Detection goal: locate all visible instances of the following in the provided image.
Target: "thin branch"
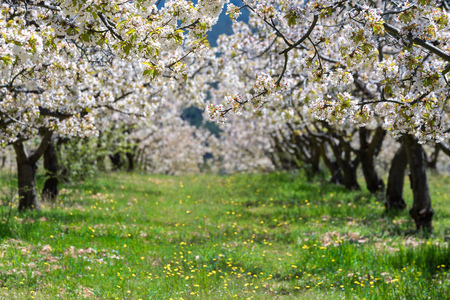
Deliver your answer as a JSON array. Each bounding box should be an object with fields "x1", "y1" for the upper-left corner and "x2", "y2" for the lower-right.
[
  {"x1": 275, "y1": 52, "x2": 289, "y2": 85},
  {"x1": 98, "y1": 12, "x2": 123, "y2": 41},
  {"x1": 112, "y1": 91, "x2": 134, "y2": 103},
  {"x1": 167, "y1": 50, "x2": 193, "y2": 69},
  {"x1": 383, "y1": 23, "x2": 450, "y2": 62},
  {"x1": 280, "y1": 15, "x2": 319, "y2": 55},
  {"x1": 381, "y1": 4, "x2": 416, "y2": 16},
  {"x1": 35, "y1": 1, "x2": 61, "y2": 11},
  {"x1": 359, "y1": 99, "x2": 404, "y2": 105},
  {"x1": 179, "y1": 19, "x2": 200, "y2": 31},
  {"x1": 97, "y1": 105, "x2": 145, "y2": 117},
  {"x1": 410, "y1": 91, "x2": 430, "y2": 106},
  {"x1": 307, "y1": 36, "x2": 323, "y2": 71},
  {"x1": 250, "y1": 36, "x2": 279, "y2": 59}
]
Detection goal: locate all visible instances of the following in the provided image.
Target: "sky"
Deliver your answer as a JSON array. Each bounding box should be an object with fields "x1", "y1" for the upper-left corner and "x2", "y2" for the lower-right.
[
  {"x1": 208, "y1": 0, "x2": 250, "y2": 46},
  {"x1": 156, "y1": 0, "x2": 250, "y2": 47}
]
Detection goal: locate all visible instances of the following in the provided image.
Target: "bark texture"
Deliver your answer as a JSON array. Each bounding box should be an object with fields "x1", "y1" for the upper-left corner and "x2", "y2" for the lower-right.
[
  {"x1": 385, "y1": 144, "x2": 407, "y2": 210},
  {"x1": 42, "y1": 137, "x2": 59, "y2": 201},
  {"x1": 109, "y1": 152, "x2": 124, "y2": 171},
  {"x1": 13, "y1": 130, "x2": 53, "y2": 211},
  {"x1": 16, "y1": 152, "x2": 39, "y2": 210},
  {"x1": 425, "y1": 144, "x2": 440, "y2": 173},
  {"x1": 360, "y1": 127, "x2": 386, "y2": 194},
  {"x1": 405, "y1": 135, "x2": 433, "y2": 231},
  {"x1": 319, "y1": 143, "x2": 343, "y2": 185},
  {"x1": 340, "y1": 160, "x2": 360, "y2": 190},
  {"x1": 330, "y1": 136, "x2": 360, "y2": 190}
]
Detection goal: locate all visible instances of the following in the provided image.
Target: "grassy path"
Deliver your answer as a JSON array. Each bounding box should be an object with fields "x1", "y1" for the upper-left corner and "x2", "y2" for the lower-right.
[{"x1": 0, "y1": 172, "x2": 449, "y2": 299}]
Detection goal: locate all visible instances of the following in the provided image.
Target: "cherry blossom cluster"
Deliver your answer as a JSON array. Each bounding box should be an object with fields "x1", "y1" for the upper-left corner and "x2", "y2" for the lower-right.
[
  {"x1": 1, "y1": 0, "x2": 225, "y2": 147},
  {"x1": 226, "y1": 3, "x2": 242, "y2": 21},
  {"x1": 206, "y1": 0, "x2": 450, "y2": 145}
]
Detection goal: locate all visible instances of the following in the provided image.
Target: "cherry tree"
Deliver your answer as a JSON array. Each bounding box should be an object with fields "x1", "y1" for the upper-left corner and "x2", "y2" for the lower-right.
[
  {"x1": 1, "y1": 0, "x2": 227, "y2": 210},
  {"x1": 206, "y1": 0, "x2": 450, "y2": 230},
  {"x1": 207, "y1": 112, "x2": 275, "y2": 173},
  {"x1": 40, "y1": 57, "x2": 163, "y2": 200},
  {"x1": 128, "y1": 99, "x2": 213, "y2": 175}
]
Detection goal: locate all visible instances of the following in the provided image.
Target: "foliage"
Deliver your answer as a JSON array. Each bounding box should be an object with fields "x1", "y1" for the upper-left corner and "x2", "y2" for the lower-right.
[
  {"x1": 1, "y1": 0, "x2": 226, "y2": 144},
  {"x1": 56, "y1": 137, "x2": 105, "y2": 182},
  {"x1": 208, "y1": 0, "x2": 450, "y2": 144}
]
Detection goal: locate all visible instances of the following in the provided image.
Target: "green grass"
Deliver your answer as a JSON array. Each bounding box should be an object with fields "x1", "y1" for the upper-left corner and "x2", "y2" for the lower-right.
[{"x1": 0, "y1": 171, "x2": 449, "y2": 299}]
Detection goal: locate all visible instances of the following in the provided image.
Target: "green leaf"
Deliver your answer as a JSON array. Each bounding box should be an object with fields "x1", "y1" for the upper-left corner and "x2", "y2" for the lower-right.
[
  {"x1": 116, "y1": 20, "x2": 128, "y2": 29},
  {"x1": 143, "y1": 68, "x2": 159, "y2": 81},
  {"x1": 1, "y1": 55, "x2": 13, "y2": 65},
  {"x1": 126, "y1": 28, "x2": 136, "y2": 35}
]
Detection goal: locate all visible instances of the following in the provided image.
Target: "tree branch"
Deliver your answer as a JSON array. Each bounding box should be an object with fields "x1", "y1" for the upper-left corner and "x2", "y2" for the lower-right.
[
  {"x1": 98, "y1": 12, "x2": 123, "y2": 41},
  {"x1": 39, "y1": 107, "x2": 73, "y2": 119},
  {"x1": 29, "y1": 129, "x2": 53, "y2": 164},
  {"x1": 383, "y1": 23, "x2": 450, "y2": 62},
  {"x1": 280, "y1": 15, "x2": 319, "y2": 55}
]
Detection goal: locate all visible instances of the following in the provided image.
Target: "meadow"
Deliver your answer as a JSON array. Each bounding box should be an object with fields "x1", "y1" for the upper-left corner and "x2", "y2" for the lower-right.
[{"x1": 0, "y1": 171, "x2": 449, "y2": 299}]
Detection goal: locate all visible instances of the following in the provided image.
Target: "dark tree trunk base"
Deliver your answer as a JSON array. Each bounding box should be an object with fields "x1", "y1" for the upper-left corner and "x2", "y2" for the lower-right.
[
  {"x1": 360, "y1": 127, "x2": 386, "y2": 194},
  {"x1": 126, "y1": 152, "x2": 135, "y2": 172},
  {"x1": 110, "y1": 152, "x2": 124, "y2": 171},
  {"x1": 328, "y1": 161, "x2": 344, "y2": 185},
  {"x1": 410, "y1": 207, "x2": 434, "y2": 231},
  {"x1": 17, "y1": 160, "x2": 40, "y2": 211},
  {"x1": 342, "y1": 165, "x2": 360, "y2": 191},
  {"x1": 42, "y1": 178, "x2": 59, "y2": 202},
  {"x1": 42, "y1": 138, "x2": 59, "y2": 201},
  {"x1": 405, "y1": 134, "x2": 433, "y2": 232},
  {"x1": 13, "y1": 131, "x2": 53, "y2": 211},
  {"x1": 385, "y1": 196, "x2": 406, "y2": 210},
  {"x1": 385, "y1": 143, "x2": 408, "y2": 211}
]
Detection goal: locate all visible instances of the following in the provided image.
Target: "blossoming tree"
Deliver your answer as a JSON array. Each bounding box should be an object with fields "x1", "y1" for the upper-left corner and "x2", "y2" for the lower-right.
[
  {"x1": 1, "y1": 0, "x2": 226, "y2": 210},
  {"x1": 206, "y1": 0, "x2": 450, "y2": 230}
]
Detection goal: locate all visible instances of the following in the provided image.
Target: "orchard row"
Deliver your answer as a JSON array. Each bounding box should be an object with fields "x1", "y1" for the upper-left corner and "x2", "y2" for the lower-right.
[{"x1": 1, "y1": 0, "x2": 450, "y2": 230}]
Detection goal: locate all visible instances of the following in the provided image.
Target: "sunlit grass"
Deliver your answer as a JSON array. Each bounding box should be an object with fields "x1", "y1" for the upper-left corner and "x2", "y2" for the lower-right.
[{"x1": 0, "y1": 171, "x2": 449, "y2": 299}]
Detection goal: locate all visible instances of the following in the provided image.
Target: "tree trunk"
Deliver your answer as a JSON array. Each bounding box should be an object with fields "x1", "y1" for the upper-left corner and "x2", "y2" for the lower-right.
[
  {"x1": 96, "y1": 132, "x2": 106, "y2": 171},
  {"x1": 425, "y1": 144, "x2": 440, "y2": 174},
  {"x1": 360, "y1": 127, "x2": 386, "y2": 194},
  {"x1": 13, "y1": 130, "x2": 52, "y2": 211},
  {"x1": 404, "y1": 135, "x2": 433, "y2": 231},
  {"x1": 341, "y1": 162, "x2": 361, "y2": 190},
  {"x1": 319, "y1": 144, "x2": 343, "y2": 185},
  {"x1": 310, "y1": 146, "x2": 321, "y2": 175},
  {"x1": 332, "y1": 140, "x2": 360, "y2": 190},
  {"x1": 56, "y1": 137, "x2": 70, "y2": 183},
  {"x1": 42, "y1": 137, "x2": 59, "y2": 201},
  {"x1": 329, "y1": 162, "x2": 344, "y2": 185},
  {"x1": 16, "y1": 156, "x2": 39, "y2": 210},
  {"x1": 385, "y1": 144, "x2": 407, "y2": 210},
  {"x1": 109, "y1": 152, "x2": 124, "y2": 171},
  {"x1": 439, "y1": 141, "x2": 450, "y2": 157},
  {"x1": 126, "y1": 151, "x2": 134, "y2": 172},
  {"x1": 360, "y1": 153, "x2": 384, "y2": 193},
  {"x1": 272, "y1": 135, "x2": 296, "y2": 170}
]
